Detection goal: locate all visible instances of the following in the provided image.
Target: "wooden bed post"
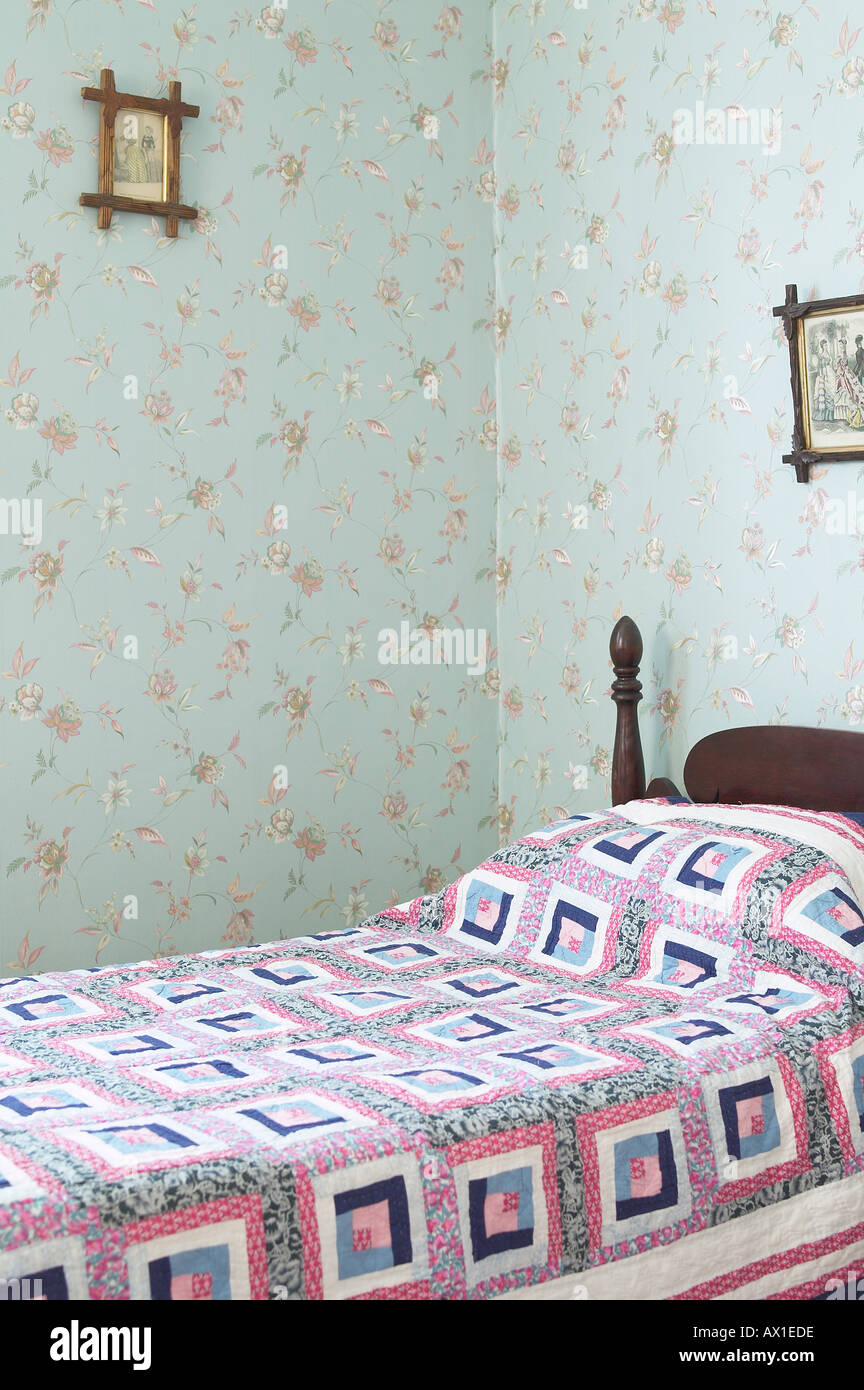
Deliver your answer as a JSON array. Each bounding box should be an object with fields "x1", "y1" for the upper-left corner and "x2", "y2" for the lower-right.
[{"x1": 610, "y1": 615, "x2": 646, "y2": 805}]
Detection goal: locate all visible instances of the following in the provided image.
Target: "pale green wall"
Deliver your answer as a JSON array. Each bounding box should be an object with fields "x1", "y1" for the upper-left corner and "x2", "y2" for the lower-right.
[
  {"x1": 494, "y1": 1, "x2": 864, "y2": 825},
  {"x1": 0, "y1": 1, "x2": 498, "y2": 970}
]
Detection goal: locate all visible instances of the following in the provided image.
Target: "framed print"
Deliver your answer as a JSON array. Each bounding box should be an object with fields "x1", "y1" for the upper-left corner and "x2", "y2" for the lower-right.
[
  {"x1": 79, "y1": 69, "x2": 200, "y2": 239},
  {"x1": 113, "y1": 108, "x2": 166, "y2": 202},
  {"x1": 773, "y1": 283, "x2": 864, "y2": 482}
]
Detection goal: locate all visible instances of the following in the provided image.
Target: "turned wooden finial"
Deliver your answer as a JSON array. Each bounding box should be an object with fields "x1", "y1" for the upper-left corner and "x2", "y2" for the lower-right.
[
  {"x1": 609, "y1": 615, "x2": 646, "y2": 804},
  {"x1": 610, "y1": 614, "x2": 643, "y2": 675}
]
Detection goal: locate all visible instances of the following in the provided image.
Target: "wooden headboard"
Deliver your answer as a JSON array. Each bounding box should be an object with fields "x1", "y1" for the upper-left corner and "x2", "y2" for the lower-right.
[{"x1": 609, "y1": 615, "x2": 864, "y2": 811}]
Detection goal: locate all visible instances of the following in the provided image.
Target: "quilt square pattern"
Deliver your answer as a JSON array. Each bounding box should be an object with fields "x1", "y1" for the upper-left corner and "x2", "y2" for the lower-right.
[
  {"x1": 446, "y1": 869, "x2": 528, "y2": 954},
  {"x1": 128, "y1": 1055, "x2": 271, "y2": 1097},
  {"x1": 0, "y1": 1080, "x2": 117, "y2": 1127},
  {"x1": 497, "y1": 1040, "x2": 630, "y2": 1084},
  {"x1": 613, "y1": 1130, "x2": 678, "y2": 1220},
  {"x1": 57, "y1": 1027, "x2": 192, "y2": 1066},
  {"x1": 185, "y1": 1003, "x2": 306, "y2": 1038},
  {"x1": 801, "y1": 886, "x2": 864, "y2": 949},
  {"x1": 780, "y1": 876, "x2": 864, "y2": 965},
  {"x1": 618, "y1": 1013, "x2": 747, "y2": 1058},
  {"x1": 469, "y1": 1167, "x2": 533, "y2": 1259},
  {"x1": 518, "y1": 993, "x2": 621, "y2": 1023},
  {"x1": 701, "y1": 1057, "x2": 808, "y2": 1198},
  {"x1": 578, "y1": 1097, "x2": 693, "y2": 1252},
  {"x1": 405, "y1": 1010, "x2": 519, "y2": 1050},
  {"x1": 365, "y1": 1065, "x2": 514, "y2": 1112},
  {"x1": 347, "y1": 940, "x2": 444, "y2": 971},
  {"x1": 0, "y1": 975, "x2": 39, "y2": 994},
  {"x1": 579, "y1": 827, "x2": 671, "y2": 880},
  {"x1": 58, "y1": 1115, "x2": 223, "y2": 1176},
  {"x1": 522, "y1": 813, "x2": 610, "y2": 845},
  {"x1": 314, "y1": 987, "x2": 421, "y2": 1019},
  {"x1": 336, "y1": 1182, "x2": 409, "y2": 1274},
  {"x1": 429, "y1": 968, "x2": 532, "y2": 1002},
  {"x1": 308, "y1": 1153, "x2": 430, "y2": 1299},
  {"x1": 718, "y1": 1078, "x2": 779, "y2": 1159},
  {"x1": 229, "y1": 959, "x2": 334, "y2": 992},
  {"x1": 219, "y1": 1091, "x2": 374, "y2": 1148},
  {"x1": 448, "y1": 1124, "x2": 560, "y2": 1290},
  {"x1": 271, "y1": 1040, "x2": 400, "y2": 1072},
  {"x1": 632, "y1": 924, "x2": 734, "y2": 997},
  {"x1": 119, "y1": 976, "x2": 230, "y2": 1011},
  {"x1": 306, "y1": 926, "x2": 373, "y2": 945},
  {"x1": 715, "y1": 972, "x2": 824, "y2": 1024},
  {"x1": 0, "y1": 990, "x2": 105, "y2": 1032},
  {"x1": 528, "y1": 882, "x2": 615, "y2": 977},
  {"x1": 663, "y1": 836, "x2": 763, "y2": 911},
  {"x1": 124, "y1": 1196, "x2": 268, "y2": 1301},
  {"x1": 0, "y1": 1235, "x2": 89, "y2": 1301},
  {"x1": 148, "y1": 1251, "x2": 225, "y2": 1300}
]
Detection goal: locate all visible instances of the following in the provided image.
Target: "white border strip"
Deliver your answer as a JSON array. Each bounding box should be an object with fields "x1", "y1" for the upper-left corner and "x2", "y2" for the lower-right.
[{"x1": 498, "y1": 1173, "x2": 864, "y2": 1301}]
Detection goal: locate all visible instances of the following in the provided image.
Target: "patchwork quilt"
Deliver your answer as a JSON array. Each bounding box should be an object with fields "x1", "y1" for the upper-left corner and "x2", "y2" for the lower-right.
[{"x1": 1, "y1": 801, "x2": 863, "y2": 1301}]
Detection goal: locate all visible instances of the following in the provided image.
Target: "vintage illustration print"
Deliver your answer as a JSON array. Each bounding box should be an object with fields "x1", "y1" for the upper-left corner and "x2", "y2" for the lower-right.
[
  {"x1": 801, "y1": 308, "x2": 864, "y2": 450},
  {"x1": 112, "y1": 108, "x2": 166, "y2": 203}
]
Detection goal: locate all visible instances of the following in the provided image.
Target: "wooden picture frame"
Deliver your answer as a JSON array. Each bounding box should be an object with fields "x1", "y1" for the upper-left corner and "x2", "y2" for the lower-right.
[
  {"x1": 773, "y1": 282, "x2": 864, "y2": 483},
  {"x1": 79, "y1": 70, "x2": 199, "y2": 239}
]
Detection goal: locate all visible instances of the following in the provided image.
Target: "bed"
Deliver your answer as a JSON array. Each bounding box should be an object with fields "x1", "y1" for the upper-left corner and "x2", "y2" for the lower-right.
[{"x1": 0, "y1": 615, "x2": 862, "y2": 1301}]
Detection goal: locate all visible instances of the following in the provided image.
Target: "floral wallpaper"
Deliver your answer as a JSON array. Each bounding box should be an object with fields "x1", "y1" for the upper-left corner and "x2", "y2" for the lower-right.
[
  {"x1": 493, "y1": 1, "x2": 864, "y2": 833},
  {"x1": 1, "y1": 0, "x2": 498, "y2": 973},
  {"x1": 4, "y1": 0, "x2": 864, "y2": 975}
]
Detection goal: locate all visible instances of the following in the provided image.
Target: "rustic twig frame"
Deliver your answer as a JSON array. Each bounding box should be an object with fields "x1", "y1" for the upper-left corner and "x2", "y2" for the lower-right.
[
  {"x1": 773, "y1": 282, "x2": 864, "y2": 483},
  {"x1": 79, "y1": 69, "x2": 199, "y2": 238}
]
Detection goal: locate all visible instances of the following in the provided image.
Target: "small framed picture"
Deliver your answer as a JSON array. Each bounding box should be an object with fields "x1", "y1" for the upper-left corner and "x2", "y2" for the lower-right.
[
  {"x1": 773, "y1": 283, "x2": 864, "y2": 482},
  {"x1": 79, "y1": 69, "x2": 199, "y2": 239},
  {"x1": 799, "y1": 307, "x2": 864, "y2": 449},
  {"x1": 112, "y1": 108, "x2": 166, "y2": 203}
]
